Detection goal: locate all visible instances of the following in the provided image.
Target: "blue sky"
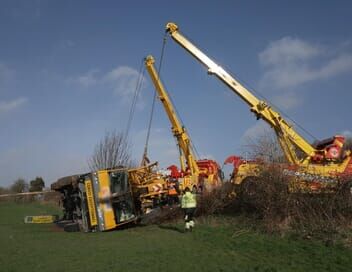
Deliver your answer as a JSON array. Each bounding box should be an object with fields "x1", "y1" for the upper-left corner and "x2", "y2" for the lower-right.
[{"x1": 1, "y1": 0, "x2": 352, "y2": 186}]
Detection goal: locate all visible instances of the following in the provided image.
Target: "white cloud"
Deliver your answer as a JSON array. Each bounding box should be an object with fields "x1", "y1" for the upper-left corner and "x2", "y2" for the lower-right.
[
  {"x1": 103, "y1": 66, "x2": 142, "y2": 98},
  {"x1": 319, "y1": 54, "x2": 352, "y2": 78},
  {"x1": 132, "y1": 128, "x2": 178, "y2": 168},
  {"x1": 272, "y1": 92, "x2": 302, "y2": 110},
  {"x1": 341, "y1": 130, "x2": 352, "y2": 138},
  {"x1": 241, "y1": 121, "x2": 271, "y2": 142},
  {"x1": 259, "y1": 37, "x2": 352, "y2": 89},
  {"x1": 75, "y1": 69, "x2": 99, "y2": 87},
  {"x1": 259, "y1": 37, "x2": 322, "y2": 66},
  {"x1": 69, "y1": 65, "x2": 146, "y2": 107},
  {"x1": 0, "y1": 97, "x2": 27, "y2": 114}
]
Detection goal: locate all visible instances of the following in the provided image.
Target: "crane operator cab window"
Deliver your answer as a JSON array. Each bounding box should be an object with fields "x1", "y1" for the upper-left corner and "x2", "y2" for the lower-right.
[{"x1": 110, "y1": 171, "x2": 136, "y2": 223}]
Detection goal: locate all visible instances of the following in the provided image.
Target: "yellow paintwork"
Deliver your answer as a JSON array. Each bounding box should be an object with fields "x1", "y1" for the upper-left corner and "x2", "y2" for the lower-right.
[
  {"x1": 233, "y1": 163, "x2": 261, "y2": 185},
  {"x1": 127, "y1": 162, "x2": 171, "y2": 211},
  {"x1": 97, "y1": 171, "x2": 117, "y2": 230},
  {"x1": 145, "y1": 55, "x2": 201, "y2": 190},
  {"x1": 165, "y1": 22, "x2": 351, "y2": 185},
  {"x1": 85, "y1": 179, "x2": 98, "y2": 227},
  {"x1": 24, "y1": 215, "x2": 57, "y2": 224},
  {"x1": 165, "y1": 23, "x2": 316, "y2": 164},
  {"x1": 233, "y1": 157, "x2": 352, "y2": 192}
]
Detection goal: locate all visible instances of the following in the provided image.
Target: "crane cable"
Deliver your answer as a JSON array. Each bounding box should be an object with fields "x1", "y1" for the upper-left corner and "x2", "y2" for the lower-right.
[
  {"x1": 125, "y1": 59, "x2": 146, "y2": 139},
  {"x1": 166, "y1": 90, "x2": 201, "y2": 159},
  {"x1": 221, "y1": 63, "x2": 318, "y2": 142},
  {"x1": 166, "y1": 28, "x2": 318, "y2": 142},
  {"x1": 153, "y1": 73, "x2": 202, "y2": 160},
  {"x1": 141, "y1": 33, "x2": 168, "y2": 165}
]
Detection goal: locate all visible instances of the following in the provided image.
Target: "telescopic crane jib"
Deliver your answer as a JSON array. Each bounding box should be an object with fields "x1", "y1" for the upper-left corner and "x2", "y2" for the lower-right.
[
  {"x1": 144, "y1": 55, "x2": 222, "y2": 192},
  {"x1": 165, "y1": 22, "x2": 352, "y2": 192}
]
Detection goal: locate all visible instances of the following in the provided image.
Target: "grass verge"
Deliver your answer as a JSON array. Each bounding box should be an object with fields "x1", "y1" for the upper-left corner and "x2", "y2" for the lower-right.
[{"x1": 1, "y1": 202, "x2": 352, "y2": 271}]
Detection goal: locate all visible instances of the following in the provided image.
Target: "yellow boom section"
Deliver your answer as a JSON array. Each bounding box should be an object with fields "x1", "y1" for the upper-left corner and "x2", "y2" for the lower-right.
[
  {"x1": 144, "y1": 55, "x2": 200, "y2": 176},
  {"x1": 165, "y1": 22, "x2": 317, "y2": 165}
]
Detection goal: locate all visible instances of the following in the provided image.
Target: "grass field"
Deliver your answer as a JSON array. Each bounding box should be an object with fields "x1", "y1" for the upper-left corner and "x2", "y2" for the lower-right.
[{"x1": 1, "y1": 202, "x2": 352, "y2": 272}]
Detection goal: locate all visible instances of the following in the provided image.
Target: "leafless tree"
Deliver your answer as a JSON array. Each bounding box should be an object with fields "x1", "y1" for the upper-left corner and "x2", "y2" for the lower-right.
[
  {"x1": 88, "y1": 130, "x2": 132, "y2": 171},
  {"x1": 241, "y1": 128, "x2": 286, "y2": 163}
]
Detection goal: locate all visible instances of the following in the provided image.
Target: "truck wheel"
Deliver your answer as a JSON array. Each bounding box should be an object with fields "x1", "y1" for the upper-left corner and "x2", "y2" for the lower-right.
[{"x1": 237, "y1": 177, "x2": 260, "y2": 211}]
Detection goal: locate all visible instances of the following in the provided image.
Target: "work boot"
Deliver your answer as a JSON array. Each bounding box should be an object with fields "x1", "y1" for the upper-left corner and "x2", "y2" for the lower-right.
[{"x1": 184, "y1": 222, "x2": 190, "y2": 233}]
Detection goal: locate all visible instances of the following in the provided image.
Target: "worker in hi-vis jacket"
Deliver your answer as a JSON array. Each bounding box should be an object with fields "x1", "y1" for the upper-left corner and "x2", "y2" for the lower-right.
[{"x1": 181, "y1": 187, "x2": 197, "y2": 232}]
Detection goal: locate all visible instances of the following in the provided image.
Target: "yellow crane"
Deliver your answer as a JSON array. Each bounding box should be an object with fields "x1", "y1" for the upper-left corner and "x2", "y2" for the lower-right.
[
  {"x1": 165, "y1": 22, "x2": 352, "y2": 192},
  {"x1": 51, "y1": 163, "x2": 174, "y2": 232},
  {"x1": 144, "y1": 55, "x2": 221, "y2": 192}
]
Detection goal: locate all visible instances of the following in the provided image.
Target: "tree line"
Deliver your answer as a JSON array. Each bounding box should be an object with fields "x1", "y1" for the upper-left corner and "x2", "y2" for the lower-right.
[{"x1": 0, "y1": 177, "x2": 45, "y2": 195}]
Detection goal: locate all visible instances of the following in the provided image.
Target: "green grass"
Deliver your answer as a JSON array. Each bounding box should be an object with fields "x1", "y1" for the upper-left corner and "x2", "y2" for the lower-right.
[{"x1": 0, "y1": 202, "x2": 352, "y2": 272}]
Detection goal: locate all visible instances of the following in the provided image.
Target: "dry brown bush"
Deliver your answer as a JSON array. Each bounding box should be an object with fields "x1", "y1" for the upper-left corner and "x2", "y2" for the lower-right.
[
  {"x1": 194, "y1": 166, "x2": 352, "y2": 243},
  {"x1": 196, "y1": 182, "x2": 235, "y2": 216},
  {"x1": 141, "y1": 183, "x2": 237, "y2": 226},
  {"x1": 235, "y1": 167, "x2": 352, "y2": 241}
]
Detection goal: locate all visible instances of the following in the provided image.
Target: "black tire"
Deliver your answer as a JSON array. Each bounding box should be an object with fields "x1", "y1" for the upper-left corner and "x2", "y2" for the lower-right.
[{"x1": 236, "y1": 177, "x2": 261, "y2": 211}]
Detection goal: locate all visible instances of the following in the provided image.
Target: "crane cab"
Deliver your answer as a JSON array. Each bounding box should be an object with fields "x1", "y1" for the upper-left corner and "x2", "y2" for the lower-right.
[{"x1": 52, "y1": 169, "x2": 137, "y2": 232}]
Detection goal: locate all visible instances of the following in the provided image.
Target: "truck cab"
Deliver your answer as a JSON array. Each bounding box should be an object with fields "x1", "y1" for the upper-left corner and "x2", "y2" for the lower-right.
[{"x1": 52, "y1": 168, "x2": 137, "y2": 232}]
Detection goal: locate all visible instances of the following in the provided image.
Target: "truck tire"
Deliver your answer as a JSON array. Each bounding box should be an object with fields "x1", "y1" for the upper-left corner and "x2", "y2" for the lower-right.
[{"x1": 236, "y1": 176, "x2": 261, "y2": 211}]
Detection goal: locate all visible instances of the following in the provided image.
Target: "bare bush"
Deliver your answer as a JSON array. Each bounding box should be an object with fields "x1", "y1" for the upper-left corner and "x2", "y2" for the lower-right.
[
  {"x1": 88, "y1": 130, "x2": 132, "y2": 171},
  {"x1": 288, "y1": 181, "x2": 352, "y2": 239},
  {"x1": 235, "y1": 167, "x2": 352, "y2": 240},
  {"x1": 196, "y1": 183, "x2": 235, "y2": 216},
  {"x1": 236, "y1": 167, "x2": 289, "y2": 220},
  {"x1": 137, "y1": 170, "x2": 352, "y2": 243},
  {"x1": 241, "y1": 127, "x2": 286, "y2": 163},
  {"x1": 238, "y1": 127, "x2": 352, "y2": 240}
]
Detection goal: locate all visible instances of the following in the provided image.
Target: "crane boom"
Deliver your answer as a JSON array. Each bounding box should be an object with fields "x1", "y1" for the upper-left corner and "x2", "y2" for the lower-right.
[
  {"x1": 164, "y1": 22, "x2": 352, "y2": 192},
  {"x1": 144, "y1": 55, "x2": 200, "y2": 176},
  {"x1": 165, "y1": 22, "x2": 319, "y2": 165}
]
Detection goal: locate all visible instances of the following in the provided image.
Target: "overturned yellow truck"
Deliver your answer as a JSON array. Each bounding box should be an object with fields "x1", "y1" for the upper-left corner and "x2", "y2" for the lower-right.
[{"x1": 51, "y1": 163, "x2": 176, "y2": 232}]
